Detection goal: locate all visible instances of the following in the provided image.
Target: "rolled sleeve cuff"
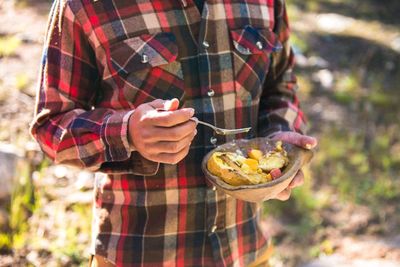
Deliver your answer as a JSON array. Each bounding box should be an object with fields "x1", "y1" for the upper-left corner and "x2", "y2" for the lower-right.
[
  {"x1": 101, "y1": 110, "x2": 135, "y2": 162},
  {"x1": 100, "y1": 110, "x2": 160, "y2": 176}
]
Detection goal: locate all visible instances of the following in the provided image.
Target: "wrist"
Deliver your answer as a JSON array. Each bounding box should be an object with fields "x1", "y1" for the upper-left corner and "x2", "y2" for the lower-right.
[{"x1": 127, "y1": 112, "x2": 137, "y2": 151}]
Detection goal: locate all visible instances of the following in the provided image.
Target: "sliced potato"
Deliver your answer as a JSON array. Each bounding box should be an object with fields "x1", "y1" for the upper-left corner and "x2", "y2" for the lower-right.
[
  {"x1": 248, "y1": 149, "x2": 263, "y2": 161},
  {"x1": 207, "y1": 141, "x2": 289, "y2": 186},
  {"x1": 243, "y1": 158, "x2": 259, "y2": 172},
  {"x1": 207, "y1": 152, "x2": 249, "y2": 186},
  {"x1": 258, "y1": 154, "x2": 286, "y2": 172}
]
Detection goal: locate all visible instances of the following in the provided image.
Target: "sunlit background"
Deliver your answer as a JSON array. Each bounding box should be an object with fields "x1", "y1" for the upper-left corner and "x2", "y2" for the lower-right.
[{"x1": 0, "y1": 0, "x2": 399, "y2": 266}]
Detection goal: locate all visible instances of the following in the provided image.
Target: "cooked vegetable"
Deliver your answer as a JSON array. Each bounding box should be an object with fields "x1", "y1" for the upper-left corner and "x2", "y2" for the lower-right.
[
  {"x1": 248, "y1": 149, "x2": 263, "y2": 161},
  {"x1": 207, "y1": 142, "x2": 289, "y2": 186}
]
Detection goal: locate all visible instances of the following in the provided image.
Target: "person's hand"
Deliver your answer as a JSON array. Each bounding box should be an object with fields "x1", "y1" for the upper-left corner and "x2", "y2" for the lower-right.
[
  {"x1": 269, "y1": 131, "x2": 318, "y2": 201},
  {"x1": 128, "y1": 98, "x2": 197, "y2": 164}
]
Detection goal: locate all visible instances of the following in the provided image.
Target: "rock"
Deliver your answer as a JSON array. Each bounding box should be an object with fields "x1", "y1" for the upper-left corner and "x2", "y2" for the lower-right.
[
  {"x1": 74, "y1": 171, "x2": 94, "y2": 190},
  {"x1": 0, "y1": 143, "x2": 23, "y2": 199},
  {"x1": 316, "y1": 13, "x2": 354, "y2": 33},
  {"x1": 308, "y1": 56, "x2": 329, "y2": 68},
  {"x1": 391, "y1": 37, "x2": 400, "y2": 53},
  {"x1": 53, "y1": 165, "x2": 68, "y2": 179},
  {"x1": 65, "y1": 191, "x2": 93, "y2": 204},
  {"x1": 312, "y1": 69, "x2": 334, "y2": 89}
]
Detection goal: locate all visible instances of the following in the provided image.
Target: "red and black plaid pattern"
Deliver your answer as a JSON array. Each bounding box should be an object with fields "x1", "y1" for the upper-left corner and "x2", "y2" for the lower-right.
[{"x1": 31, "y1": 0, "x2": 306, "y2": 266}]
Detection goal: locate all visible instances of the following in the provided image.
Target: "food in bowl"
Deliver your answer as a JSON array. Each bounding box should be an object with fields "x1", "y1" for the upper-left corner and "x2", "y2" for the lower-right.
[{"x1": 206, "y1": 141, "x2": 289, "y2": 186}]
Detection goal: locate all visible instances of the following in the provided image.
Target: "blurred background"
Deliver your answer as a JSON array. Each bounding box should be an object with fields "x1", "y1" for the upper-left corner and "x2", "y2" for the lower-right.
[{"x1": 0, "y1": 0, "x2": 399, "y2": 266}]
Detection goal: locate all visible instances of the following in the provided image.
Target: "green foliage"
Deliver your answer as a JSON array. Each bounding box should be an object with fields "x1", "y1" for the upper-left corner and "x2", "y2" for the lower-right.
[
  {"x1": 312, "y1": 127, "x2": 400, "y2": 204},
  {"x1": 309, "y1": 239, "x2": 334, "y2": 258},
  {"x1": 0, "y1": 36, "x2": 21, "y2": 57},
  {"x1": 0, "y1": 233, "x2": 11, "y2": 250},
  {"x1": 2, "y1": 160, "x2": 37, "y2": 253}
]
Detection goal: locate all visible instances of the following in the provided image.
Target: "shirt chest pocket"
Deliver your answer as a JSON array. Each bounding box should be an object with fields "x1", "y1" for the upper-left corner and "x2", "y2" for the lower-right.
[
  {"x1": 230, "y1": 25, "x2": 282, "y2": 100},
  {"x1": 109, "y1": 32, "x2": 185, "y2": 106}
]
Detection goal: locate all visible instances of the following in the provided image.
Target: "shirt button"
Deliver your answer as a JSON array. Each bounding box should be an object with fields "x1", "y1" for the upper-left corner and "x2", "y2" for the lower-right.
[
  {"x1": 212, "y1": 185, "x2": 217, "y2": 191},
  {"x1": 202, "y1": 40, "x2": 210, "y2": 48},
  {"x1": 256, "y1": 41, "x2": 263, "y2": 50},
  {"x1": 207, "y1": 89, "x2": 215, "y2": 97},
  {"x1": 211, "y1": 225, "x2": 217, "y2": 233},
  {"x1": 210, "y1": 137, "x2": 217, "y2": 145},
  {"x1": 141, "y1": 54, "x2": 149, "y2": 63}
]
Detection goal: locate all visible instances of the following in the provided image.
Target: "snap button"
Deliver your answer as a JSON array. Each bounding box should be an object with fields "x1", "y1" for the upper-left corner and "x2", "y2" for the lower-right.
[
  {"x1": 210, "y1": 137, "x2": 217, "y2": 145},
  {"x1": 202, "y1": 40, "x2": 210, "y2": 48},
  {"x1": 141, "y1": 54, "x2": 149, "y2": 63},
  {"x1": 256, "y1": 41, "x2": 263, "y2": 50},
  {"x1": 211, "y1": 225, "x2": 217, "y2": 233},
  {"x1": 207, "y1": 89, "x2": 215, "y2": 97}
]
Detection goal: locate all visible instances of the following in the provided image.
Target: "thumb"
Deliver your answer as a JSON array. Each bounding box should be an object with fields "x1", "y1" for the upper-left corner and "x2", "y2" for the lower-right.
[
  {"x1": 164, "y1": 98, "x2": 179, "y2": 111},
  {"x1": 148, "y1": 99, "x2": 167, "y2": 109}
]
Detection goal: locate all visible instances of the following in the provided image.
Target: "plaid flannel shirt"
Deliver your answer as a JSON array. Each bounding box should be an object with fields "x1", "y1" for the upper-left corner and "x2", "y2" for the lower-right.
[{"x1": 31, "y1": 0, "x2": 306, "y2": 266}]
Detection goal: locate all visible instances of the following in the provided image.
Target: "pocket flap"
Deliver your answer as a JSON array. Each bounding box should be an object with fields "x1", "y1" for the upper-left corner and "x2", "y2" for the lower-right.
[
  {"x1": 230, "y1": 25, "x2": 283, "y2": 55},
  {"x1": 110, "y1": 32, "x2": 178, "y2": 76}
]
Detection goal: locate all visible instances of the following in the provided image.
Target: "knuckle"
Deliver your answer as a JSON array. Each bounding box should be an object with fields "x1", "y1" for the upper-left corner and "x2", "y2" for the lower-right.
[
  {"x1": 139, "y1": 114, "x2": 150, "y2": 124},
  {"x1": 190, "y1": 120, "x2": 197, "y2": 128},
  {"x1": 163, "y1": 116, "x2": 174, "y2": 126},
  {"x1": 168, "y1": 142, "x2": 180, "y2": 153},
  {"x1": 169, "y1": 130, "x2": 181, "y2": 140},
  {"x1": 141, "y1": 145, "x2": 154, "y2": 155},
  {"x1": 170, "y1": 155, "x2": 180, "y2": 165},
  {"x1": 141, "y1": 130, "x2": 152, "y2": 140}
]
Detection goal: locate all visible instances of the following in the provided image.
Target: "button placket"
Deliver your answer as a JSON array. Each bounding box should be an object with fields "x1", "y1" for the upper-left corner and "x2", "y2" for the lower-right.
[
  {"x1": 141, "y1": 54, "x2": 149, "y2": 63},
  {"x1": 210, "y1": 136, "x2": 217, "y2": 145},
  {"x1": 207, "y1": 89, "x2": 215, "y2": 97},
  {"x1": 179, "y1": 0, "x2": 187, "y2": 7},
  {"x1": 256, "y1": 41, "x2": 263, "y2": 50},
  {"x1": 202, "y1": 40, "x2": 210, "y2": 48}
]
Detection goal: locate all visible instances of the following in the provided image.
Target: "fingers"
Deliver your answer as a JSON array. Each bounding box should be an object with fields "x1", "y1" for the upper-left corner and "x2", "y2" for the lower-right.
[
  {"x1": 271, "y1": 131, "x2": 318, "y2": 150},
  {"x1": 144, "y1": 108, "x2": 195, "y2": 127},
  {"x1": 275, "y1": 188, "x2": 291, "y2": 201},
  {"x1": 147, "y1": 98, "x2": 180, "y2": 112},
  {"x1": 145, "y1": 130, "x2": 197, "y2": 154},
  {"x1": 289, "y1": 170, "x2": 304, "y2": 189},
  {"x1": 274, "y1": 170, "x2": 304, "y2": 201},
  {"x1": 150, "y1": 144, "x2": 191, "y2": 165},
  {"x1": 130, "y1": 98, "x2": 197, "y2": 164},
  {"x1": 148, "y1": 98, "x2": 167, "y2": 109},
  {"x1": 143, "y1": 120, "x2": 197, "y2": 142},
  {"x1": 164, "y1": 98, "x2": 179, "y2": 111}
]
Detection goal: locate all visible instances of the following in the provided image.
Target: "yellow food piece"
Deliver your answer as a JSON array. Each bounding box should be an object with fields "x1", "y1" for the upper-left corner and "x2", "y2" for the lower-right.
[
  {"x1": 243, "y1": 158, "x2": 259, "y2": 171},
  {"x1": 207, "y1": 141, "x2": 289, "y2": 186},
  {"x1": 258, "y1": 154, "x2": 286, "y2": 172},
  {"x1": 275, "y1": 141, "x2": 283, "y2": 151},
  {"x1": 248, "y1": 149, "x2": 263, "y2": 161},
  {"x1": 207, "y1": 152, "x2": 249, "y2": 186}
]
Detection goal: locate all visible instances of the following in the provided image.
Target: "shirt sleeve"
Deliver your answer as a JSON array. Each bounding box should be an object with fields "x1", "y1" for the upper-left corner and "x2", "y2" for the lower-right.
[
  {"x1": 30, "y1": 1, "x2": 159, "y2": 175},
  {"x1": 258, "y1": 0, "x2": 307, "y2": 137}
]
